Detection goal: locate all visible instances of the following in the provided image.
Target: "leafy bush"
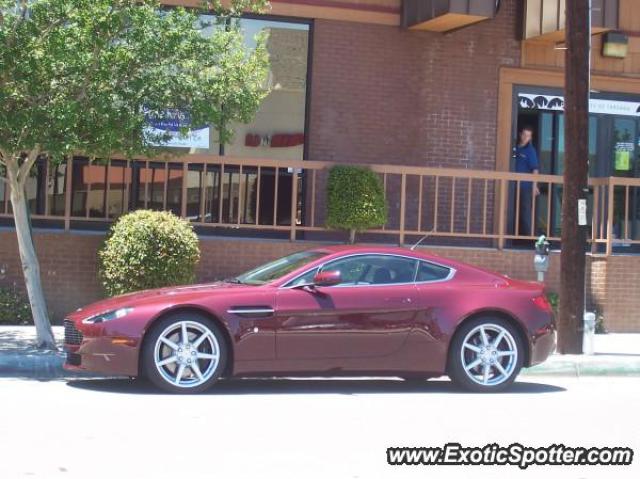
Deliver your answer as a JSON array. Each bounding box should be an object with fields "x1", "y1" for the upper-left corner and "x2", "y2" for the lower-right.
[
  {"x1": 546, "y1": 292, "x2": 559, "y2": 315},
  {"x1": 546, "y1": 292, "x2": 607, "y2": 334},
  {"x1": 326, "y1": 165, "x2": 387, "y2": 243},
  {"x1": 0, "y1": 287, "x2": 32, "y2": 325},
  {"x1": 99, "y1": 210, "x2": 200, "y2": 296}
]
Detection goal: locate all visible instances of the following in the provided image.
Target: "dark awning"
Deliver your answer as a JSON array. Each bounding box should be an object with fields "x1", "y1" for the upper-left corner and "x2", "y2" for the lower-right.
[{"x1": 402, "y1": 0, "x2": 497, "y2": 32}]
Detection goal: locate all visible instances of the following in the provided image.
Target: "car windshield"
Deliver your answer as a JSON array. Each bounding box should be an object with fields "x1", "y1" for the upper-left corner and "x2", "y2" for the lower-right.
[{"x1": 233, "y1": 250, "x2": 328, "y2": 285}]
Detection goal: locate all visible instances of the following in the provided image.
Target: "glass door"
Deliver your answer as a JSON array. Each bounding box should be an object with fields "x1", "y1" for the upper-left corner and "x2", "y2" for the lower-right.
[
  {"x1": 611, "y1": 117, "x2": 639, "y2": 246},
  {"x1": 546, "y1": 114, "x2": 598, "y2": 238}
]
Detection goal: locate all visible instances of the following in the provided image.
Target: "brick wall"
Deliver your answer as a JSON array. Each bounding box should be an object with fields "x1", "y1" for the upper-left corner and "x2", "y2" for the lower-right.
[
  {"x1": 305, "y1": 3, "x2": 520, "y2": 228},
  {"x1": 307, "y1": 2, "x2": 521, "y2": 169},
  {"x1": 2, "y1": 230, "x2": 638, "y2": 332},
  {"x1": 598, "y1": 256, "x2": 640, "y2": 332}
]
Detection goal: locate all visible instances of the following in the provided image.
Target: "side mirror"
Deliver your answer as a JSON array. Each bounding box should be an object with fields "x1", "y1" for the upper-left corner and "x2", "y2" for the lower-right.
[{"x1": 313, "y1": 270, "x2": 341, "y2": 287}]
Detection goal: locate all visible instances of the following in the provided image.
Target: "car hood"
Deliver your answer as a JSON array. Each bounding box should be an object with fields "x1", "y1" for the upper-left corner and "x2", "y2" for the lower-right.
[{"x1": 67, "y1": 282, "x2": 250, "y2": 320}]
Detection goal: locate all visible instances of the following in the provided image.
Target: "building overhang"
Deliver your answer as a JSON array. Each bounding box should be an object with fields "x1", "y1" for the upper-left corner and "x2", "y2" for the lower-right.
[
  {"x1": 524, "y1": 0, "x2": 619, "y2": 42},
  {"x1": 402, "y1": 0, "x2": 497, "y2": 32}
]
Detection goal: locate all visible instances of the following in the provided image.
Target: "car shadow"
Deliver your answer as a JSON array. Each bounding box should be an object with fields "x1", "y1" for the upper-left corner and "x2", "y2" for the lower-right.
[{"x1": 65, "y1": 377, "x2": 566, "y2": 396}]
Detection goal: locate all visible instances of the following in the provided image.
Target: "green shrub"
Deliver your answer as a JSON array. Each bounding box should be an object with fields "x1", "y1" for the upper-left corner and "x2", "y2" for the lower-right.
[
  {"x1": 326, "y1": 165, "x2": 387, "y2": 243},
  {"x1": 546, "y1": 292, "x2": 607, "y2": 334},
  {"x1": 0, "y1": 287, "x2": 32, "y2": 325},
  {"x1": 99, "y1": 210, "x2": 200, "y2": 296},
  {"x1": 546, "y1": 292, "x2": 559, "y2": 315}
]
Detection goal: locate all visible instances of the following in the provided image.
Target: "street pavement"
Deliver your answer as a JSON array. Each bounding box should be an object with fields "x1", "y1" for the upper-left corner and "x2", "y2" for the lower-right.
[{"x1": 0, "y1": 375, "x2": 638, "y2": 479}]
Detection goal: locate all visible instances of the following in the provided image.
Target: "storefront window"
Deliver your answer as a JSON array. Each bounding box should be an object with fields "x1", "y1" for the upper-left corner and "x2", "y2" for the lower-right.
[
  {"x1": 106, "y1": 160, "x2": 129, "y2": 218},
  {"x1": 222, "y1": 19, "x2": 309, "y2": 161},
  {"x1": 47, "y1": 162, "x2": 67, "y2": 216},
  {"x1": 153, "y1": 17, "x2": 309, "y2": 161}
]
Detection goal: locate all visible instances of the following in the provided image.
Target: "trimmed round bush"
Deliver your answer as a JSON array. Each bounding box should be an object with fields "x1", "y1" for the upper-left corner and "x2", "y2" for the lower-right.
[
  {"x1": 326, "y1": 164, "x2": 387, "y2": 243},
  {"x1": 99, "y1": 210, "x2": 200, "y2": 296},
  {"x1": 0, "y1": 287, "x2": 32, "y2": 325}
]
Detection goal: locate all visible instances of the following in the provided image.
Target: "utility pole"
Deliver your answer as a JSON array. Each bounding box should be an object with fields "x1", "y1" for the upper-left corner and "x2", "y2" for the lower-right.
[{"x1": 559, "y1": 0, "x2": 590, "y2": 353}]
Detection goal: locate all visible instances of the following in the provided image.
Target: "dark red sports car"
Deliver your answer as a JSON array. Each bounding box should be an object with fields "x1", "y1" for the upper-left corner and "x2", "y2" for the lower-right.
[{"x1": 64, "y1": 245, "x2": 556, "y2": 393}]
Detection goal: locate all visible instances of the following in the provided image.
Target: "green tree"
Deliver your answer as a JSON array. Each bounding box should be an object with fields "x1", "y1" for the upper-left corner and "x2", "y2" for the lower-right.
[
  {"x1": 326, "y1": 165, "x2": 387, "y2": 244},
  {"x1": 0, "y1": 0, "x2": 269, "y2": 348}
]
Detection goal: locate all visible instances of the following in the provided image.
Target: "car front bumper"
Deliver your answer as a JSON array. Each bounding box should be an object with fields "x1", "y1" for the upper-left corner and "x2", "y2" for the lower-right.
[{"x1": 63, "y1": 319, "x2": 140, "y2": 376}]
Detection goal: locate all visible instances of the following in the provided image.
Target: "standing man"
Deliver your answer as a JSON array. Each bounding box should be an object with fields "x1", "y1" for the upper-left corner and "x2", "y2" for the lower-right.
[{"x1": 513, "y1": 125, "x2": 540, "y2": 238}]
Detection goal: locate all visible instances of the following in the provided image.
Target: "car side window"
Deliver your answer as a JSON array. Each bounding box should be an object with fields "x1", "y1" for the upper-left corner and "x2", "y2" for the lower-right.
[
  {"x1": 286, "y1": 267, "x2": 318, "y2": 287},
  {"x1": 320, "y1": 255, "x2": 418, "y2": 286},
  {"x1": 416, "y1": 261, "x2": 451, "y2": 282}
]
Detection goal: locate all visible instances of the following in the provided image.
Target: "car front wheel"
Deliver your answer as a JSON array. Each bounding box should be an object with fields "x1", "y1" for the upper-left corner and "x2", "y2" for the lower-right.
[
  {"x1": 448, "y1": 317, "x2": 524, "y2": 392},
  {"x1": 142, "y1": 313, "x2": 227, "y2": 393}
]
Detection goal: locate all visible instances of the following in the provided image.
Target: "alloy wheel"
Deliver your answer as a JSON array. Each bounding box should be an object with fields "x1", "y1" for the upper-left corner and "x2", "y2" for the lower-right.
[
  {"x1": 153, "y1": 320, "x2": 221, "y2": 388},
  {"x1": 460, "y1": 323, "x2": 518, "y2": 386}
]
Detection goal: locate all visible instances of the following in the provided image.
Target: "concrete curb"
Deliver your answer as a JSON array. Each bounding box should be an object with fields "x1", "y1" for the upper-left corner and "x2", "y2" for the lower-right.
[
  {"x1": 522, "y1": 355, "x2": 640, "y2": 377},
  {"x1": 0, "y1": 350, "x2": 106, "y2": 380},
  {"x1": 1, "y1": 351, "x2": 640, "y2": 380}
]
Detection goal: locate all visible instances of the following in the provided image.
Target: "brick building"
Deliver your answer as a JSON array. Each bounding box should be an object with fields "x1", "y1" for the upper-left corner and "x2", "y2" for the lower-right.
[{"x1": 2, "y1": 0, "x2": 640, "y2": 331}]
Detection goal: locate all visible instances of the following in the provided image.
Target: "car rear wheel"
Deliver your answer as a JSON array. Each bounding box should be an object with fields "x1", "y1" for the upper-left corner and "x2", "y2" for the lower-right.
[
  {"x1": 143, "y1": 313, "x2": 227, "y2": 394},
  {"x1": 448, "y1": 317, "x2": 523, "y2": 392}
]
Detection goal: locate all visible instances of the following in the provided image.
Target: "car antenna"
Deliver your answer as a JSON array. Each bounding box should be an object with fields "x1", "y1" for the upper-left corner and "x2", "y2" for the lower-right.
[{"x1": 410, "y1": 231, "x2": 433, "y2": 251}]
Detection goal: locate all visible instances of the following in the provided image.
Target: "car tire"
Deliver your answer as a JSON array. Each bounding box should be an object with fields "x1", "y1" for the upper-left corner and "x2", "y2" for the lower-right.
[
  {"x1": 142, "y1": 312, "x2": 228, "y2": 394},
  {"x1": 448, "y1": 317, "x2": 524, "y2": 393}
]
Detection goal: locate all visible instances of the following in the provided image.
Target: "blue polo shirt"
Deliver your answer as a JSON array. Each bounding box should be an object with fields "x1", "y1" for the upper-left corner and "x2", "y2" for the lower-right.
[{"x1": 513, "y1": 142, "x2": 539, "y2": 190}]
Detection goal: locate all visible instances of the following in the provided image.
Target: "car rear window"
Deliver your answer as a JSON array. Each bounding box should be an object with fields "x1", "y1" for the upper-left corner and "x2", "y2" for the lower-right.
[{"x1": 416, "y1": 261, "x2": 451, "y2": 282}]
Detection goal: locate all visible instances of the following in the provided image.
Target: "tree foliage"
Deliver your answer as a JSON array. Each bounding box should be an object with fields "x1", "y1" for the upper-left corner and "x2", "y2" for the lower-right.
[
  {"x1": 99, "y1": 210, "x2": 200, "y2": 296},
  {"x1": 0, "y1": 0, "x2": 270, "y2": 347},
  {"x1": 326, "y1": 165, "x2": 387, "y2": 243},
  {"x1": 0, "y1": 0, "x2": 269, "y2": 164},
  {"x1": 0, "y1": 287, "x2": 32, "y2": 325}
]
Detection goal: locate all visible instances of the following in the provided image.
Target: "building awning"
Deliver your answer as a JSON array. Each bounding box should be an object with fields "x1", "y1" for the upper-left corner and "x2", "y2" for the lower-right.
[
  {"x1": 402, "y1": 0, "x2": 497, "y2": 32},
  {"x1": 524, "y1": 0, "x2": 619, "y2": 41}
]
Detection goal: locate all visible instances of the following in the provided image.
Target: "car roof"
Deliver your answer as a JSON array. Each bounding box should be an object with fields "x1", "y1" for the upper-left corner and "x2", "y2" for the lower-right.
[
  {"x1": 311, "y1": 244, "x2": 450, "y2": 263},
  {"x1": 307, "y1": 244, "x2": 503, "y2": 280}
]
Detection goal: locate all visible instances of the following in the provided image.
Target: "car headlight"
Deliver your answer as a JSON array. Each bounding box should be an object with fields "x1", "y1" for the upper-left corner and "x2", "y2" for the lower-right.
[{"x1": 82, "y1": 307, "x2": 134, "y2": 324}]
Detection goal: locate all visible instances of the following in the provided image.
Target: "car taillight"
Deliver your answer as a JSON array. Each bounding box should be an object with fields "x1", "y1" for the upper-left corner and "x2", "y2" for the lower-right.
[{"x1": 532, "y1": 295, "x2": 553, "y2": 313}]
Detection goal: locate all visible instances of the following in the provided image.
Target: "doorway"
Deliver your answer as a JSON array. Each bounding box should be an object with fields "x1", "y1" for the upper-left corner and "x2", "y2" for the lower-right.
[{"x1": 515, "y1": 104, "x2": 640, "y2": 249}]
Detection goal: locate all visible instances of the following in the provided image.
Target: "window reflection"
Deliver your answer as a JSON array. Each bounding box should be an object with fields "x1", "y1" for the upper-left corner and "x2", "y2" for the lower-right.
[
  {"x1": 186, "y1": 164, "x2": 204, "y2": 221},
  {"x1": 25, "y1": 160, "x2": 46, "y2": 215},
  {"x1": 203, "y1": 165, "x2": 221, "y2": 223},
  {"x1": 47, "y1": 162, "x2": 67, "y2": 216},
  {"x1": 166, "y1": 163, "x2": 183, "y2": 215},
  {"x1": 223, "y1": 20, "x2": 309, "y2": 161},
  {"x1": 164, "y1": 17, "x2": 309, "y2": 161},
  {"x1": 70, "y1": 159, "x2": 109, "y2": 218},
  {"x1": 106, "y1": 160, "x2": 129, "y2": 219}
]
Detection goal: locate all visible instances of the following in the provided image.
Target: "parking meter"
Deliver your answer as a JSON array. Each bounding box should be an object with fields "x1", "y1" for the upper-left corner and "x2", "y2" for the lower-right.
[{"x1": 534, "y1": 235, "x2": 551, "y2": 282}]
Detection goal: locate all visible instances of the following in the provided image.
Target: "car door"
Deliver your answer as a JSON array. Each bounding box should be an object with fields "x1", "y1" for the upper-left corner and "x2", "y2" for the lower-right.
[{"x1": 274, "y1": 254, "x2": 420, "y2": 361}]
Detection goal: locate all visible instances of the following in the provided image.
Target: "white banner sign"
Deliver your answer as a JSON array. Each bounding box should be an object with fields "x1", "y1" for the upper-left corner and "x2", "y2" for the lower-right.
[
  {"x1": 144, "y1": 109, "x2": 210, "y2": 149},
  {"x1": 518, "y1": 93, "x2": 640, "y2": 117}
]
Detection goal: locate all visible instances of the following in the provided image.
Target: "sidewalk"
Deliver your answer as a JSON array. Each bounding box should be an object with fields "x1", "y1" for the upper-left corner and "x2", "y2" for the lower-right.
[
  {"x1": 0, "y1": 326, "x2": 102, "y2": 379},
  {"x1": 523, "y1": 333, "x2": 640, "y2": 377},
  {"x1": 1, "y1": 325, "x2": 639, "y2": 380}
]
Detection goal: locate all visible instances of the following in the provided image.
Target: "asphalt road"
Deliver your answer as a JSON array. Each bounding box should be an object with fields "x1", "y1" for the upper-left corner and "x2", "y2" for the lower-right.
[{"x1": 0, "y1": 376, "x2": 638, "y2": 479}]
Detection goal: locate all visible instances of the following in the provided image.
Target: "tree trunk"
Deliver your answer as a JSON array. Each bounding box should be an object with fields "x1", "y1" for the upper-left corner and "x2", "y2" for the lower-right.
[
  {"x1": 349, "y1": 229, "x2": 356, "y2": 244},
  {"x1": 558, "y1": 0, "x2": 589, "y2": 354},
  {"x1": 9, "y1": 184, "x2": 56, "y2": 350}
]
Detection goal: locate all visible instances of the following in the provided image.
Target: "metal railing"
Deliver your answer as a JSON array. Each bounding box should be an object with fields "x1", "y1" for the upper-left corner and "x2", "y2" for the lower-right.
[{"x1": 1, "y1": 154, "x2": 639, "y2": 254}]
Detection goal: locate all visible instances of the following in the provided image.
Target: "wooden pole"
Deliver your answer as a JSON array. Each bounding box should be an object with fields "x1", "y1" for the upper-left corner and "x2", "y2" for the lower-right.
[{"x1": 559, "y1": 0, "x2": 590, "y2": 354}]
